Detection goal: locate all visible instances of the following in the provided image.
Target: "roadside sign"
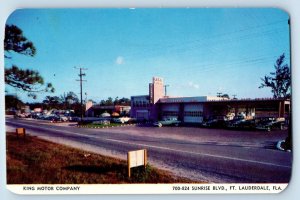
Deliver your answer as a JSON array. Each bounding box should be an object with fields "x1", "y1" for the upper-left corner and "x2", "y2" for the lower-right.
[
  {"x1": 127, "y1": 149, "x2": 147, "y2": 178},
  {"x1": 16, "y1": 128, "x2": 26, "y2": 138}
]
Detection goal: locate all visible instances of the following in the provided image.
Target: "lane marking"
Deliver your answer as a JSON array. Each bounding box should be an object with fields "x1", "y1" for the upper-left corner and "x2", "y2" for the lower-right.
[{"x1": 6, "y1": 120, "x2": 291, "y2": 169}]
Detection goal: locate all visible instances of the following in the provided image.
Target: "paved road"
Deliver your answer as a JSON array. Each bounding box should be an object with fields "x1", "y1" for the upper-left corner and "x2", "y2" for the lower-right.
[{"x1": 6, "y1": 117, "x2": 292, "y2": 183}]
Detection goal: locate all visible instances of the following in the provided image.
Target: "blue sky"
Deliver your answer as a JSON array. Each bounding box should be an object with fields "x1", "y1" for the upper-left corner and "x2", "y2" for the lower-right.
[{"x1": 5, "y1": 8, "x2": 290, "y2": 103}]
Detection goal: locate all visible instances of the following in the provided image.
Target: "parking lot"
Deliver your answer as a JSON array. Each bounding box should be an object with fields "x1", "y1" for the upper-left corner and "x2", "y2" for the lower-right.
[{"x1": 97, "y1": 124, "x2": 289, "y2": 149}]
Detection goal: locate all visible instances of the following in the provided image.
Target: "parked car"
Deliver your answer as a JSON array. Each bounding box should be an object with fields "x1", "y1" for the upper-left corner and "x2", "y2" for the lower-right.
[
  {"x1": 113, "y1": 117, "x2": 131, "y2": 124},
  {"x1": 227, "y1": 119, "x2": 256, "y2": 129},
  {"x1": 127, "y1": 118, "x2": 137, "y2": 124},
  {"x1": 31, "y1": 112, "x2": 42, "y2": 119},
  {"x1": 255, "y1": 117, "x2": 285, "y2": 131},
  {"x1": 48, "y1": 115, "x2": 61, "y2": 122},
  {"x1": 202, "y1": 115, "x2": 228, "y2": 128},
  {"x1": 15, "y1": 113, "x2": 26, "y2": 118},
  {"x1": 36, "y1": 114, "x2": 46, "y2": 120},
  {"x1": 153, "y1": 117, "x2": 181, "y2": 127},
  {"x1": 16, "y1": 113, "x2": 31, "y2": 118},
  {"x1": 226, "y1": 115, "x2": 246, "y2": 128},
  {"x1": 58, "y1": 115, "x2": 68, "y2": 122}
]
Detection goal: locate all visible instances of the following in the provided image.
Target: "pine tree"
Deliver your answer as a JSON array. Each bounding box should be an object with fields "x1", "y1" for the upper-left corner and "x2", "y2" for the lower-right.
[{"x1": 4, "y1": 24, "x2": 54, "y2": 99}]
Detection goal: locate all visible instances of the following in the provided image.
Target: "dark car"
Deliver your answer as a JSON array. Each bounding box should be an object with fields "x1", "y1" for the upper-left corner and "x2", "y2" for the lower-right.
[
  {"x1": 48, "y1": 115, "x2": 61, "y2": 122},
  {"x1": 255, "y1": 117, "x2": 285, "y2": 131},
  {"x1": 202, "y1": 115, "x2": 228, "y2": 128},
  {"x1": 227, "y1": 119, "x2": 256, "y2": 129},
  {"x1": 226, "y1": 115, "x2": 246, "y2": 128}
]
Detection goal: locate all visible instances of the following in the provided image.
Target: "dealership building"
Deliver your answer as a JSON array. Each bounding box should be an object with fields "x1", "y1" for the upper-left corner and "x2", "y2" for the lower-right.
[{"x1": 130, "y1": 77, "x2": 290, "y2": 123}]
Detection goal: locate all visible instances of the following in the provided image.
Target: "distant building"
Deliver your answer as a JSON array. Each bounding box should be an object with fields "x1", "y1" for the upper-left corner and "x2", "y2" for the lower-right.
[
  {"x1": 131, "y1": 77, "x2": 290, "y2": 123},
  {"x1": 85, "y1": 101, "x2": 131, "y2": 117}
]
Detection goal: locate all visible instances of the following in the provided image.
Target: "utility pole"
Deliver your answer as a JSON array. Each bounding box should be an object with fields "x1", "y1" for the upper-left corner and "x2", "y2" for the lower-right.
[
  {"x1": 164, "y1": 84, "x2": 169, "y2": 96},
  {"x1": 233, "y1": 94, "x2": 237, "y2": 99},
  {"x1": 75, "y1": 67, "x2": 87, "y2": 122},
  {"x1": 217, "y1": 92, "x2": 222, "y2": 97}
]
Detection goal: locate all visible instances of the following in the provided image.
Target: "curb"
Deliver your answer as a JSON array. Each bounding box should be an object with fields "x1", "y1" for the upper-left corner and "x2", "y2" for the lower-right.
[
  {"x1": 276, "y1": 140, "x2": 291, "y2": 152},
  {"x1": 276, "y1": 140, "x2": 285, "y2": 151}
]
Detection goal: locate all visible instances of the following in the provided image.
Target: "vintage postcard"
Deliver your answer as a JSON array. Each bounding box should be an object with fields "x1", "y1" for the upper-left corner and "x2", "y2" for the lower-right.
[{"x1": 4, "y1": 8, "x2": 292, "y2": 194}]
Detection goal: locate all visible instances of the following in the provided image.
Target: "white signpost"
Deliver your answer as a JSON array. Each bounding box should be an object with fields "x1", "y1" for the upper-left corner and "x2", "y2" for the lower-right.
[{"x1": 127, "y1": 149, "x2": 147, "y2": 178}]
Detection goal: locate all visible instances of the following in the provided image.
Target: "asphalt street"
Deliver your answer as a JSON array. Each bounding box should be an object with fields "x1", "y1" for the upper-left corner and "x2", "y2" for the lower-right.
[{"x1": 6, "y1": 117, "x2": 292, "y2": 183}]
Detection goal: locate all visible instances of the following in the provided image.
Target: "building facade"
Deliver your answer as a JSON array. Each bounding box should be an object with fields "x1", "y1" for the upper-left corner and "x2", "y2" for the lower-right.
[
  {"x1": 131, "y1": 77, "x2": 165, "y2": 121},
  {"x1": 131, "y1": 77, "x2": 290, "y2": 123}
]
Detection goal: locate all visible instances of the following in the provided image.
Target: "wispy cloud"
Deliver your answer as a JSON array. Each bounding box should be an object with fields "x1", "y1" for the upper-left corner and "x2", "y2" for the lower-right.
[
  {"x1": 188, "y1": 81, "x2": 199, "y2": 89},
  {"x1": 173, "y1": 81, "x2": 200, "y2": 90},
  {"x1": 217, "y1": 86, "x2": 226, "y2": 93},
  {"x1": 115, "y1": 56, "x2": 124, "y2": 65}
]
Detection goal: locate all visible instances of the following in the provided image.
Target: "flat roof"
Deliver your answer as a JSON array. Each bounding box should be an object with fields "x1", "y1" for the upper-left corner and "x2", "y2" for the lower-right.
[
  {"x1": 159, "y1": 96, "x2": 224, "y2": 103},
  {"x1": 158, "y1": 96, "x2": 288, "y2": 104}
]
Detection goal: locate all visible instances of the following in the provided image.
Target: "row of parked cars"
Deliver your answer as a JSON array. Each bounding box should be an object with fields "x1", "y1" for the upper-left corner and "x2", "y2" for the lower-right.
[
  {"x1": 15, "y1": 111, "x2": 136, "y2": 124},
  {"x1": 153, "y1": 116, "x2": 286, "y2": 131},
  {"x1": 82, "y1": 117, "x2": 137, "y2": 125},
  {"x1": 202, "y1": 116, "x2": 286, "y2": 131},
  {"x1": 15, "y1": 112, "x2": 79, "y2": 122}
]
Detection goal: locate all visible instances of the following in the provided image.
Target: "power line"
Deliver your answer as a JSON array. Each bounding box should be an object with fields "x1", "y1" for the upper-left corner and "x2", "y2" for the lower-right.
[
  {"x1": 123, "y1": 19, "x2": 288, "y2": 52},
  {"x1": 122, "y1": 20, "x2": 288, "y2": 60},
  {"x1": 119, "y1": 27, "x2": 289, "y2": 75},
  {"x1": 83, "y1": 19, "x2": 288, "y2": 66}
]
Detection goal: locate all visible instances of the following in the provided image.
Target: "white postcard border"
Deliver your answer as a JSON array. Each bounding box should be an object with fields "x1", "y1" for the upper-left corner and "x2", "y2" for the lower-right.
[{"x1": 7, "y1": 184, "x2": 288, "y2": 195}]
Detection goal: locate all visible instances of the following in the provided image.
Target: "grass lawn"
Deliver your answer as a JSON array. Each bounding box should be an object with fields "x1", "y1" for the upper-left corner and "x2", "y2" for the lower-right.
[
  {"x1": 6, "y1": 132, "x2": 194, "y2": 184},
  {"x1": 82, "y1": 123, "x2": 126, "y2": 128}
]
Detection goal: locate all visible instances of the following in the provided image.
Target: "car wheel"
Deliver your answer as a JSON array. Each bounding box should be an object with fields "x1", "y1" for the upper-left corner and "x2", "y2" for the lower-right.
[
  {"x1": 158, "y1": 123, "x2": 162, "y2": 127},
  {"x1": 280, "y1": 124, "x2": 283, "y2": 130},
  {"x1": 175, "y1": 123, "x2": 179, "y2": 127}
]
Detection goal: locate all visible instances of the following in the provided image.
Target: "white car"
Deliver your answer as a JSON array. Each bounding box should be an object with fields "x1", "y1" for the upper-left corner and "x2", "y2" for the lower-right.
[
  {"x1": 58, "y1": 115, "x2": 68, "y2": 122},
  {"x1": 113, "y1": 117, "x2": 131, "y2": 124},
  {"x1": 153, "y1": 118, "x2": 181, "y2": 127}
]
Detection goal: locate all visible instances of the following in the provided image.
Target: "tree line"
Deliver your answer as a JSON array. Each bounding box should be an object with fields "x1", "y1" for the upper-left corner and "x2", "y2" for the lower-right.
[
  {"x1": 6, "y1": 93, "x2": 130, "y2": 111},
  {"x1": 99, "y1": 97, "x2": 131, "y2": 106},
  {"x1": 5, "y1": 91, "x2": 81, "y2": 114}
]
